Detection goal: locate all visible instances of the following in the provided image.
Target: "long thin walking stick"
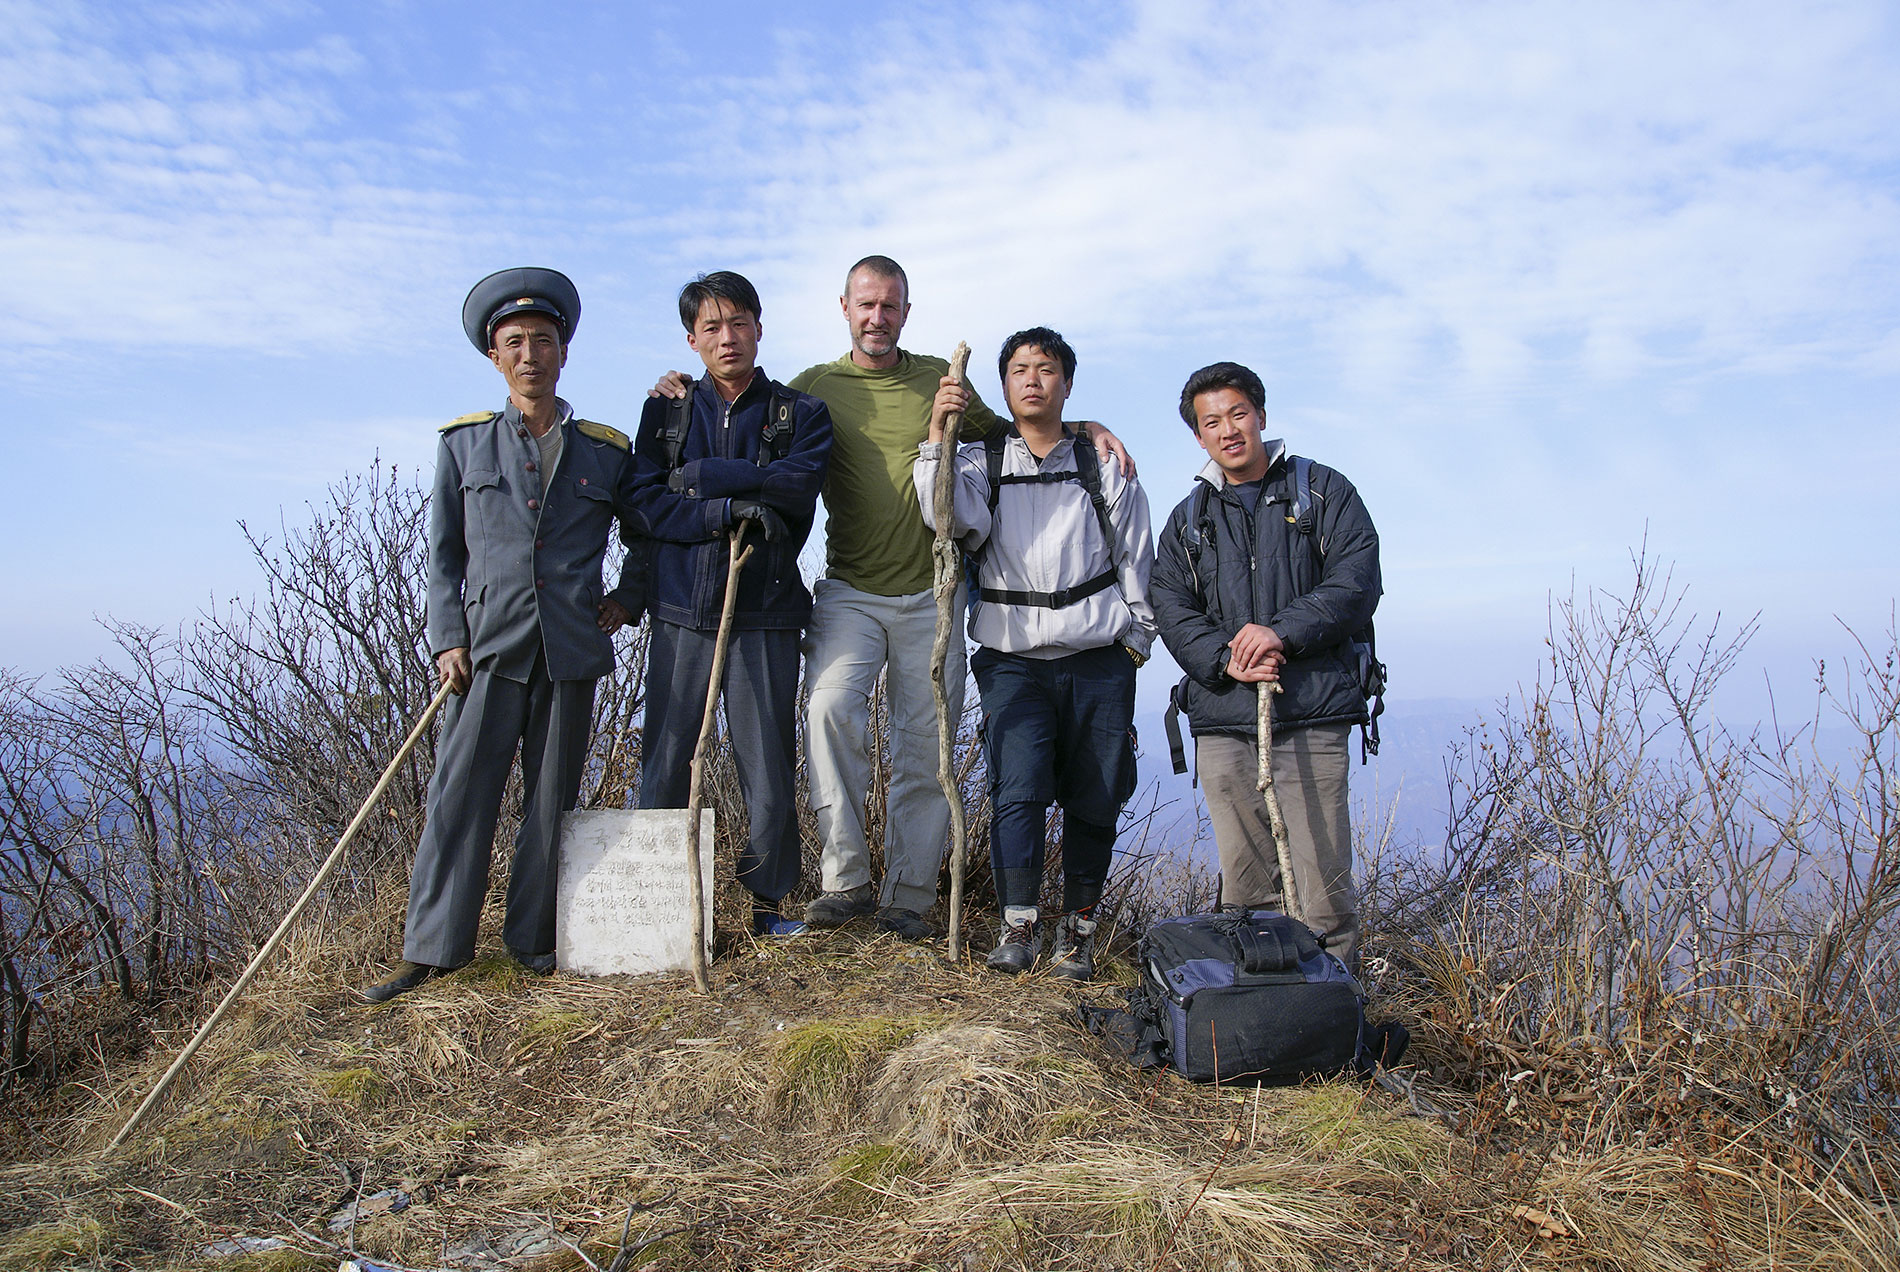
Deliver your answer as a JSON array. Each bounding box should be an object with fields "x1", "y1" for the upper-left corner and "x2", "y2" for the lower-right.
[
  {"x1": 932, "y1": 343, "x2": 973, "y2": 958},
  {"x1": 1255, "y1": 682, "x2": 1304, "y2": 925},
  {"x1": 682, "y1": 523, "x2": 755, "y2": 993},
  {"x1": 108, "y1": 678, "x2": 454, "y2": 1151}
]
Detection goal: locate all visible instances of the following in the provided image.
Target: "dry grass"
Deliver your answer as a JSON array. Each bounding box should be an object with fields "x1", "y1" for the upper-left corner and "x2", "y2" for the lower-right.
[{"x1": 5, "y1": 910, "x2": 1887, "y2": 1272}]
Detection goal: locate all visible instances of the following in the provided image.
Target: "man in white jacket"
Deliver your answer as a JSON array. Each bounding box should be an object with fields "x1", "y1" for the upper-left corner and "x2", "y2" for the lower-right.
[{"x1": 916, "y1": 327, "x2": 1155, "y2": 980}]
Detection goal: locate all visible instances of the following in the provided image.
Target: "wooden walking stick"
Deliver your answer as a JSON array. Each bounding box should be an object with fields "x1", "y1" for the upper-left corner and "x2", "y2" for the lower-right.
[
  {"x1": 682, "y1": 522, "x2": 756, "y2": 993},
  {"x1": 932, "y1": 342, "x2": 973, "y2": 958},
  {"x1": 107, "y1": 678, "x2": 454, "y2": 1152},
  {"x1": 1255, "y1": 681, "x2": 1304, "y2": 925}
]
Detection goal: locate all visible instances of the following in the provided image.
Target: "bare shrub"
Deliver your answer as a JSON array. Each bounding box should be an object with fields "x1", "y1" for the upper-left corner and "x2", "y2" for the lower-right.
[{"x1": 1362, "y1": 551, "x2": 1900, "y2": 1185}]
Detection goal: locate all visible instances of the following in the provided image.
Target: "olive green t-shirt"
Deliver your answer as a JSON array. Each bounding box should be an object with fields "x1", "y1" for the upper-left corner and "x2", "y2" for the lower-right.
[{"x1": 790, "y1": 350, "x2": 1002, "y2": 597}]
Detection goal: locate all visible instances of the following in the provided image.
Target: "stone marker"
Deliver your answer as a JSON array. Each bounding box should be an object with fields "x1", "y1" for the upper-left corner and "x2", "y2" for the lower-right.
[{"x1": 556, "y1": 808, "x2": 715, "y2": 976}]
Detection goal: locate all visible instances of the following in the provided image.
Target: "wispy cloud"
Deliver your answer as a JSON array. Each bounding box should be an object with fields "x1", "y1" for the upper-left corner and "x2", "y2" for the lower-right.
[
  {"x1": 0, "y1": 2, "x2": 491, "y2": 354},
  {"x1": 710, "y1": 0, "x2": 1900, "y2": 396}
]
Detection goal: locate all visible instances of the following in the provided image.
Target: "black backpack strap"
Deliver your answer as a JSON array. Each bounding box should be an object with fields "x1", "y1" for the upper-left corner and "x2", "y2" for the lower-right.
[
  {"x1": 663, "y1": 389, "x2": 694, "y2": 474},
  {"x1": 971, "y1": 431, "x2": 1117, "y2": 610},
  {"x1": 1165, "y1": 679, "x2": 1190, "y2": 777},
  {"x1": 759, "y1": 384, "x2": 796, "y2": 467},
  {"x1": 1291, "y1": 454, "x2": 1316, "y2": 537},
  {"x1": 1069, "y1": 438, "x2": 1117, "y2": 549},
  {"x1": 1178, "y1": 482, "x2": 1215, "y2": 602},
  {"x1": 977, "y1": 569, "x2": 1117, "y2": 610}
]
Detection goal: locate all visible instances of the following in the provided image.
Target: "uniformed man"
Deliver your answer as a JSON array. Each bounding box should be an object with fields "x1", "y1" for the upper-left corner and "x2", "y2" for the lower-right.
[{"x1": 360, "y1": 267, "x2": 647, "y2": 1004}]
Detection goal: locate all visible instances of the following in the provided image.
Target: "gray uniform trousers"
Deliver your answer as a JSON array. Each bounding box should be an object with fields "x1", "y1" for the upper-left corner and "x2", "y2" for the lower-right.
[
  {"x1": 638, "y1": 620, "x2": 803, "y2": 903},
  {"x1": 404, "y1": 647, "x2": 597, "y2": 967},
  {"x1": 1196, "y1": 722, "x2": 1359, "y2": 970}
]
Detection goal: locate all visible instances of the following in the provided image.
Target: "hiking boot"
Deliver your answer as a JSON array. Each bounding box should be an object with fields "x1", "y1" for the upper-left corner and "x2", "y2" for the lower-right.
[
  {"x1": 508, "y1": 947, "x2": 556, "y2": 975},
  {"x1": 803, "y1": 882, "x2": 876, "y2": 928},
  {"x1": 357, "y1": 960, "x2": 449, "y2": 1005},
  {"x1": 986, "y1": 914, "x2": 1040, "y2": 975},
  {"x1": 875, "y1": 906, "x2": 937, "y2": 941},
  {"x1": 1049, "y1": 914, "x2": 1098, "y2": 982}
]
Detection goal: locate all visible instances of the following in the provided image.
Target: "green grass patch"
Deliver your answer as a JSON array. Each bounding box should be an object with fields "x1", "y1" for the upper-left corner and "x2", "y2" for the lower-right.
[
  {"x1": 517, "y1": 1009, "x2": 589, "y2": 1055},
  {"x1": 771, "y1": 1014, "x2": 940, "y2": 1114},
  {"x1": 316, "y1": 1065, "x2": 386, "y2": 1107},
  {"x1": 452, "y1": 954, "x2": 527, "y2": 992},
  {"x1": 220, "y1": 1250, "x2": 328, "y2": 1272},
  {"x1": 0, "y1": 1216, "x2": 111, "y2": 1269},
  {"x1": 824, "y1": 1142, "x2": 920, "y2": 1214},
  {"x1": 1276, "y1": 1083, "x2": 1443, "y2": 1172}
]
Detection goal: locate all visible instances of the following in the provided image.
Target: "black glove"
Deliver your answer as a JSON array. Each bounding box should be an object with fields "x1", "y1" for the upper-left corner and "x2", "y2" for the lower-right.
[{"x1": 728, "y1": 498, "x2": 788, "y2": 542}]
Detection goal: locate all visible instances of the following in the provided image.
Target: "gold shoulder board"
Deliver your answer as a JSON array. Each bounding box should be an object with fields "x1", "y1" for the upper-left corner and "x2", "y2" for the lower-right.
[
  {"x1": 440, "y1": 410, "x2": 500, "y2": 432},
  {"x1": 575, "y1": 419, "x2": 630, "y2": 451}
]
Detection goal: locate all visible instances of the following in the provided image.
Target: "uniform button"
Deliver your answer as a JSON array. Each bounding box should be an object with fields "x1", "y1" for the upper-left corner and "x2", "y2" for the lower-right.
[
  {"x1": 578, "y1": 477, "x2": 588, "y2": 485},
  {"x1": 517, "y1": 428, "x2": 529, "y2": 439},
  {"x1": 535, "y1": 578, "x2": 545, "y2": 589},
  {"x1": 525, "y1": 461, "x2": 537, "y2": 472},
  {"x1": 527, "y1": 498, "x2": 540, "y2": 510},
  {"x1": 535, "y1": 538, "x2": 544, "y2": 549}
]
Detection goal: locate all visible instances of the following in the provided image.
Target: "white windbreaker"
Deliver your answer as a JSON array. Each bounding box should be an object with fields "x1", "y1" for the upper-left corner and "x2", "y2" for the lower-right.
[{"x1": 916, "y1": 431, "x2": 1156, "y2": 660}]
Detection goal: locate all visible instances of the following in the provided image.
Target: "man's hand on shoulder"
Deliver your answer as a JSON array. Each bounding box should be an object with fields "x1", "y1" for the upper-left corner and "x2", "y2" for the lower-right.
[
  {"x1": 647, "y1": 370, "x2": 692, "y2": 400},
  {"x1": 928, "y1": 375, "x2": 968, "y2": 445},
  {"x1": 436, "y1": 648, "x2": 473, "y2": 695},
  {"x1": 1080, "y1": 420, "x2": 1136, "y2": 479},
  {"x1": 597, "y1": 599, "x2": 633, "y2": 634}
]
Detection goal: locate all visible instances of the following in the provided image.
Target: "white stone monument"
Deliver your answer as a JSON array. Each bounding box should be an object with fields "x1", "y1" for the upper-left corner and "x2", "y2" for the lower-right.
[{"x1": 555, "y1": 808, "x2": 715, "y2": 976}]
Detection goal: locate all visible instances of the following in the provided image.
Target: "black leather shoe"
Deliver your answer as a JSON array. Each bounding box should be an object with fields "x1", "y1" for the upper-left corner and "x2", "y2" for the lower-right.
[
  {"x1": 357, "y1": 961, "x2": 445, "y2": 1004},
  {"x1": 508, "y1": 947, "x2": 557, "y2": 975}
]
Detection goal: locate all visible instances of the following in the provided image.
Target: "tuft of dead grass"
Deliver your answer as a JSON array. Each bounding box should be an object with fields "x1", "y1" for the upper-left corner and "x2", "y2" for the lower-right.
[
  {"x1": 315, "y1": 1065, "x2": 386, "y2": 1107},
  {"x1": 916, "y1": 1144, "x2": 1373, "y2": 1270},
  {"x1": 867, "y1": 1021, "x2": 1108, "y2": 1162},
  {"x1": 0, "y1": 1215, "x2": 111, "y2": 1269}
]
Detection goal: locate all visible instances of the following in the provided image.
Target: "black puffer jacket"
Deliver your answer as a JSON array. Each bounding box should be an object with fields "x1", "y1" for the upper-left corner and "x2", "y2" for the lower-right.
[{"x1": 1151, "y1": 452, "x2": 1380, "y2": 737}]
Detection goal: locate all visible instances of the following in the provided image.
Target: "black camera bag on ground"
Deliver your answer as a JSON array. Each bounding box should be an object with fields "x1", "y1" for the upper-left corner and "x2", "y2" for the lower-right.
[{"x1": 1080, "y1": 908, "x2": 1406, "y2": 1083}]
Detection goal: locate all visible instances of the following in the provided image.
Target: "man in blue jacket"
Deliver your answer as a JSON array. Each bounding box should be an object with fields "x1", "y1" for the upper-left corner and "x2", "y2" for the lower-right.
[
  {"x1": 362, "y1": 267, "x2": 648, "y2": 1004},
  {"x1": 1150, "y1": 362, "x2": 1381, "y2": 970},
  {"x1": 630, "y1": 271, "x2": 834, "y2": 937}
]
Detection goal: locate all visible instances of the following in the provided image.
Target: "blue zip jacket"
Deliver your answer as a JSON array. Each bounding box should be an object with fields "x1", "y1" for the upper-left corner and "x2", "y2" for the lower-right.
[{"x1": 628, "y1": 369, "x2": 833, "y2": 631}]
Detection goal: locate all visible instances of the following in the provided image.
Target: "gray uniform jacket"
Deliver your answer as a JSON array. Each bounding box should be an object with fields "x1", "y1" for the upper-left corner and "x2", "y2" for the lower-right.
[{"x1": 427, "y1": 398, "x2": 647, "y2": 683}]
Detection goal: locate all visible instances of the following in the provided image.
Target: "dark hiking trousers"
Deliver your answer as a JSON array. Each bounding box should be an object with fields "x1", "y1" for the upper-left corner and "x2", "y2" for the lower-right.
[{"x1": 973, "y1": 644, "x2": 1137, "y2": 910}]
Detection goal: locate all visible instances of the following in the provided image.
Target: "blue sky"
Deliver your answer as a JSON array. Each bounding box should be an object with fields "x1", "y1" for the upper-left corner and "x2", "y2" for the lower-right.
[{"x1": 4, "y1": 0, "x2": 1897, "y2": 731}]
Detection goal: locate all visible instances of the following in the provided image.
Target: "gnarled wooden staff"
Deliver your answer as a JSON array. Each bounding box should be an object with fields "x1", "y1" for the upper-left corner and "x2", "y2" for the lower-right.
[
  {"x1": 108, "y1": 678, "x2": 455, "y2": 1152},
  {"x1": 682, "y1": 522, "x2": 756, "y2": 993},
  {"x1": 1256, "y1": 681, "x2": 1304, "y2": 925},
  {"x1": 932, "y1": 342, "x2": 973, "y2": 957}
]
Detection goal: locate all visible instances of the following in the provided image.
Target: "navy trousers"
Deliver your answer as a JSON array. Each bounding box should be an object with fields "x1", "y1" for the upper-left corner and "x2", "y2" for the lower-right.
[
  {"x1": 638, "y1": 620, "x2": 803, "y2": 903},
  {"x1": 973, "y1": 644, "x2": 1137, "y2": 911}
]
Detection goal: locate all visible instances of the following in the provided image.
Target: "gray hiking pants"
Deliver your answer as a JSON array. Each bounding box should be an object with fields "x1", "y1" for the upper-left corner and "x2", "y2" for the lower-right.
[
  {"x1": 404, "y1": 650, "x2": 597, "y2": 968},
  {"x1": 1196, "y1": 723, "x2": 1359, "y2": 970}
]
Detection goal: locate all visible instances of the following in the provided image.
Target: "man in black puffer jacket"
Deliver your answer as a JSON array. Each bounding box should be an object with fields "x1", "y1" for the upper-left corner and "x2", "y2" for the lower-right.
[{"x1": 1150, "y1": 362, "x2": 1380, "y2": 969}]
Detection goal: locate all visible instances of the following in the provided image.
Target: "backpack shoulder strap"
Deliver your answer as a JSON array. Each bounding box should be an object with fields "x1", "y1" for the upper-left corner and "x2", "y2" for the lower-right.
[
  {"x1": 1069, "y1": 436, "x2": 1117, "y2": 548},
  {"x1": 759, "y1": 384, "x2": 796, "y2": 466},
  {"x1": 662, "y1": 389, "x2": 693, "y2": 473},
  {"x1": 983, "y1": 431, "x2": 1007, "y2": 516},
  {"x1": 1290, "y1": 454, "x2": 1316, "y2": 536}
]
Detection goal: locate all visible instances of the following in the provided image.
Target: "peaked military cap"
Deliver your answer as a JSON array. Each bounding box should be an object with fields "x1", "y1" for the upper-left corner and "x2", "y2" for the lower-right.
[{"x1": 462, "y1": 267, "x2": 582, "y2": 352}]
